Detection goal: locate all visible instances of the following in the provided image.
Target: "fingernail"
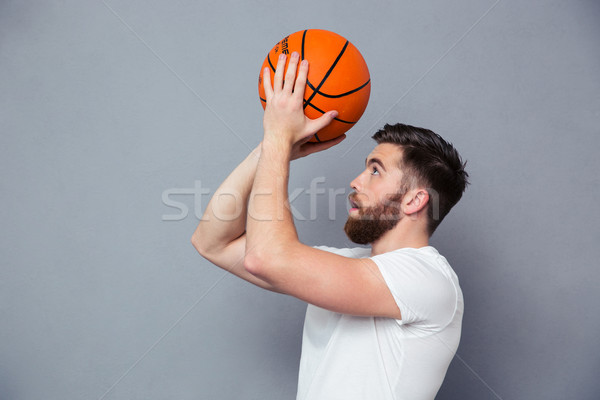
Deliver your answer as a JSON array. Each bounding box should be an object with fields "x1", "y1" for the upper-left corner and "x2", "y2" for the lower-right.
[
  {"x1": 279, "y1": 53, "x2": 286, "y2": 61},
  {"x1": 291, "y1": 52, "x2": 299, "y2": 60},
  {"x1": 301, "y1": 60, "x2": 308, "y2": 67},
  {"x1": 331, "y1": 111, "x2": 338, "y2": 118}
]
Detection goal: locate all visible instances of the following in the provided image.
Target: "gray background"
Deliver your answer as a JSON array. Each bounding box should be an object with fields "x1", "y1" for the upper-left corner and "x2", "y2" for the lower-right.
[{"x1": 1, "y1": 0, "x2": 599, "y2": 399}]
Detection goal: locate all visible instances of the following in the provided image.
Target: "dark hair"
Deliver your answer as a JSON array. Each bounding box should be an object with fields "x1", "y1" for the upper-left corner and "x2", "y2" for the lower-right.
[{"x1": 372, "y1": 123, "x2": 469, "y2": 235}]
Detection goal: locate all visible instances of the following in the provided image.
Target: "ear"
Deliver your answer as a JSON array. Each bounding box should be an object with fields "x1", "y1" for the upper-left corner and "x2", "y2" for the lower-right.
[{"x1": 403, "y1": 189, "x2": 429, "y2": 216}]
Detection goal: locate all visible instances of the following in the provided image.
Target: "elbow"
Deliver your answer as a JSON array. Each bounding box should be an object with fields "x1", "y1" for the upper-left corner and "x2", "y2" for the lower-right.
[
  {"x1": 243, "y1": 251, "x2": 264, "y2": 277},
  {"x1": 243, "y1": 247, "x2": 278, "y2": 280},
  {"x1": 191, "y1": 233, "x2": 208, "y2": 258},
  {"x1": 243, "y1": 244, "x2": 287, "y2": 282}
]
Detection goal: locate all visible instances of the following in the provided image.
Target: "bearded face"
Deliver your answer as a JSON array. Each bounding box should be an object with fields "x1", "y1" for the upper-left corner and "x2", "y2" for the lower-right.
[{"x1": 344, "y1": 192, "x2": 405, "y2": 245}]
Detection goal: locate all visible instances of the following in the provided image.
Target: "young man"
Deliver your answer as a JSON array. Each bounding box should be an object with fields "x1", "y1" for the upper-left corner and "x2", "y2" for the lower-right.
[{"x1": 192, "y1": 52, "x2": 469, "y2": 400}]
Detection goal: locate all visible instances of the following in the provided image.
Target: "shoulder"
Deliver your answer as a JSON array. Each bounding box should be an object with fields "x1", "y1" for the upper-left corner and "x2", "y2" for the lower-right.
[
  {"x1": 371, "y1": 246, "x2": 457, "y2": 281},
  {"x1": 371, "y1": 246, "x2": 461, "y2": 325}
]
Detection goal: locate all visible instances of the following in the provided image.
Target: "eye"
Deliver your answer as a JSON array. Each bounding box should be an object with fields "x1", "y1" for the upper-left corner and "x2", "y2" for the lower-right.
[{"x1": 371, "y1": 166, "x2": 379, "y2": 175}]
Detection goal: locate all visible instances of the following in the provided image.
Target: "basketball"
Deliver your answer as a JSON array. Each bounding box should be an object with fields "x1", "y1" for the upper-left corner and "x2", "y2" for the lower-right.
[{"x1": 258, "y1": 29, "x2": 371, "y2": 142}]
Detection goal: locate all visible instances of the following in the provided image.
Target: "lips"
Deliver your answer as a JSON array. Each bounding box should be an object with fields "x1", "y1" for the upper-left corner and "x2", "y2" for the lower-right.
[{"x1": 348, "y1": 193, "x2": 362, "y2": 210}]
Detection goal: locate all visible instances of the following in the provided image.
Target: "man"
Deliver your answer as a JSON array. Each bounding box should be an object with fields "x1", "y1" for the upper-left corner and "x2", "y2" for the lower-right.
[{"x1": 192, "y1": 52, "x2": 469, "y2": 400}]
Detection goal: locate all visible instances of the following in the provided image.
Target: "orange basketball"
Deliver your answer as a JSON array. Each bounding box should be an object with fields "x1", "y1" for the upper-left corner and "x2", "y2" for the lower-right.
[{"x1": 258, "y1": 29, "x2": 371, "y2": 142}]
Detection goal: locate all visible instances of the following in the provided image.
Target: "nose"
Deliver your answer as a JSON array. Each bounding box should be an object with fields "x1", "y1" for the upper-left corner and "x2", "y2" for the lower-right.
[{"x1": 350, "y1": 171, "x2": 363, "y2": 192}]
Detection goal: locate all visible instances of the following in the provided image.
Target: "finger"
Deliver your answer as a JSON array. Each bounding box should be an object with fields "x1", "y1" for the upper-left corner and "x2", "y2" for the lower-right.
[
  {"x1": 283, "y1": 52, "x2": 300, "y2": 93},
  {"x1": 309, "y1": 134, "x2": 346, "y2": 152},
  {"x1": 293, "y1": 59, "x2": 309, "y2": 99},
  {"x1": 306, "y1": 110, "x2": 338, "y2": 135},
  {"x1": 262, "y1": 67, "x2": 273, "y2": 99},
  {"x1": 322, "y1": 133, "x2": 347, "y2": 147},
  {"x1": 296, "y1": 134, "x2": 346, "y2": 158},
  {"x1": 273, "y1": 53, "x2": 287, "y2": 92}
]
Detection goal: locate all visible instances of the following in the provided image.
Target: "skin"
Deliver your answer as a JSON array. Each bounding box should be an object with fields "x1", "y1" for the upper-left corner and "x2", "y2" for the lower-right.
[{"x1": 192, "y1": 52, "x2": 431, "y2": 318}]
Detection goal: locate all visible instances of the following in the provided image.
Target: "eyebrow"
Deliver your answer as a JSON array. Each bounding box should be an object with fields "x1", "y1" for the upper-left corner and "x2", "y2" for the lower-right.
[{"x1": 365, "y1": 157, "x2": 387, "y2": 172}]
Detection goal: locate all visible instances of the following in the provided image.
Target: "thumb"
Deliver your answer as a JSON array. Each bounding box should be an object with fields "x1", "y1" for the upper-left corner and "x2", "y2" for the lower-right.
[{"x1": 306, "y1": 111, "x2": 338, "y2": 136}]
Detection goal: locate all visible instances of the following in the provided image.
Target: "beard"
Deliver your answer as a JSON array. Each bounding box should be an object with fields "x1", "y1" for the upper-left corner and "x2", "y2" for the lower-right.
[{"x1": 344, "y1": 193, "x2": 405, "y2": 245}]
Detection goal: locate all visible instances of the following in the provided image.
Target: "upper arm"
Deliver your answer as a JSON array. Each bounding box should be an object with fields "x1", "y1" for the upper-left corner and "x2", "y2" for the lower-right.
[{"x1": 245, "y1": 244, "x2": 402, "y2": 318}]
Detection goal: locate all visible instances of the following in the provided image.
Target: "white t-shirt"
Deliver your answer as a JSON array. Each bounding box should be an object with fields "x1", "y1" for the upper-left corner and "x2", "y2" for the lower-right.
[{"x1": 296, "y1": 246, "x2": 463, "y2": 400}]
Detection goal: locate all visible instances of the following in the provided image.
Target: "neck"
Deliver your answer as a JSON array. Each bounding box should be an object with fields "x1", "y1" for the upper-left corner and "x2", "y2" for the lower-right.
[{"x1": 369, "y1": 220, "x2": 429, "y2": 256}]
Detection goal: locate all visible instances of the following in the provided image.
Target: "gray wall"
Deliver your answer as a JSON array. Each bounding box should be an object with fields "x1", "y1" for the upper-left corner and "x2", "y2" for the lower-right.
[{"x1": 1, "y1": 1, "x2": 599, "y2": 399}]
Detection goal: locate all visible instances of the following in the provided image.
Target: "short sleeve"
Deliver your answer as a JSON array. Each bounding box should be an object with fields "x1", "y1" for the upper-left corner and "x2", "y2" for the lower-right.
[{"x1": 371, "y1": 251, "x2": 458, "y2": 329}]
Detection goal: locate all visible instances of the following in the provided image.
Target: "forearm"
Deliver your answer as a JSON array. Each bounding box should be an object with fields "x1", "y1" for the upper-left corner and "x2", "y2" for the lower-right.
[
  {"x1": 192, "y1": 144, "x2": 261, "y2": 254},
  {"x1": 245, "y1": 139, "x2": 299, "y2": 267},
  {"x1": 243, "y1": 52, "x2": 338, "y2": 283}
]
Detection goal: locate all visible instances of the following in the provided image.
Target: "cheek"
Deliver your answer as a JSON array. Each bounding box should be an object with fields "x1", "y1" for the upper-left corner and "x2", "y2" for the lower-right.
[{"x1": 370, "y1": 181, "x2": 401, "y2": 202}]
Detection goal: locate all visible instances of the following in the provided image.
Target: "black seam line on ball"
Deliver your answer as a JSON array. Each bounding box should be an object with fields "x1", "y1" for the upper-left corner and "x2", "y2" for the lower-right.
[
  {"x1": 303, "y1": 40, "x2": 349, "y2": 110},
  {"x1": 313, "y1": 132, "x2": 321, "y2": 142},
  {"x1": 260, "y1": 97, "x2": 266, "y2": 102},
  {"x1": 306, "y1": 78, "x2": 370, "y2": 98},
  {"x1": 301, "y1": 30, "x2": 307, "y2": 60},
  {"x1": 268, "y1": 54, "x2": 276, "y2": 73},
  {"x1": 304, "y1": 102, "x2": 356, "y2": 124}
]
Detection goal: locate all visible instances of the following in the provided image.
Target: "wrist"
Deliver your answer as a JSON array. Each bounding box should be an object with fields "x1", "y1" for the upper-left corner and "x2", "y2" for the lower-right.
[{"x1": 262, "y1": 135, "x2": 293, "y2": 157}]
